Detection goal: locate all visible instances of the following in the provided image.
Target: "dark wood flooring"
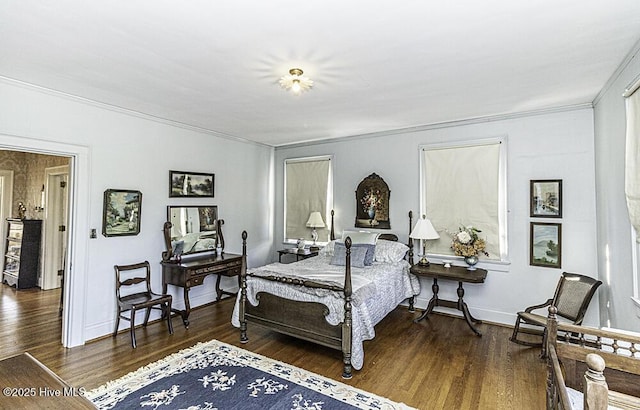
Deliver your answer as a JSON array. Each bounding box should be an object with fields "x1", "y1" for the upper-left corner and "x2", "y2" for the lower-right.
[{"x1": 0, "y1": 285, "x2": 546, "y2": 409}]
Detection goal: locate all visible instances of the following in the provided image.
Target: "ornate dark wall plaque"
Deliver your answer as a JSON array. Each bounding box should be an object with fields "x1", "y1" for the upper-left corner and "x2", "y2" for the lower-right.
[{"x1": 355, "y1": 173, "x2": 390, "y2": 229}]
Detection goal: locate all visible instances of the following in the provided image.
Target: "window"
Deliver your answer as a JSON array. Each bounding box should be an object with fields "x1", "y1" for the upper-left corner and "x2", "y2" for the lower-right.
[
  {"x1": 284, "y1": 156, "x2": 333, "y2": 244},
  {"x1": 419, "y1": 138, "x2": 508, "y2": 262},
  {"x1": 624, "y1": 75, "x2": 640, "y2": 307}
]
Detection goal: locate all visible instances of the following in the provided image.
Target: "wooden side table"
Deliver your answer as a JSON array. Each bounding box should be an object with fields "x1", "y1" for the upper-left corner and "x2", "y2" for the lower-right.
[
  {"x1": 277, "y1": 248, "x2": 319, "y2": 263},
  {"x1": 410, "y1": 262, "x2": 488, "y2": 336}
]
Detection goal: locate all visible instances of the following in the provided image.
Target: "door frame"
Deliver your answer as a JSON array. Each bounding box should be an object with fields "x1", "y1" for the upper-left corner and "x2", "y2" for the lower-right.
[
  {"x1": 41, "y1": 165, "x2": 69, "y2": 290},
  {"x1": 0, "y1": 134, "x2": 90, "y2": 348},
  {"x1": 0, "y1": 170, "x2": 14, "y2": 266}
]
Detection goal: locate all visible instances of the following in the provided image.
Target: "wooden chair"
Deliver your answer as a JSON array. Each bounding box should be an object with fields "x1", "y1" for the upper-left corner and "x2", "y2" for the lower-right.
[
  {"x1": 510, "y1": 272, "x2": 602, "y2": 353},
  {"x1": 113, "y1": 261, "x2": 174, "y2": 348}
]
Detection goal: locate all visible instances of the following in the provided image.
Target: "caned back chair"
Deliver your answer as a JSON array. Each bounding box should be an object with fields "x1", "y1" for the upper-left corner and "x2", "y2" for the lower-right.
[
  {"x1": 113, "y1": 261, "x2": 173, "y2": 348},
  {"x1": 510, "y1": 271, "x2": 602, "y2": 354}
]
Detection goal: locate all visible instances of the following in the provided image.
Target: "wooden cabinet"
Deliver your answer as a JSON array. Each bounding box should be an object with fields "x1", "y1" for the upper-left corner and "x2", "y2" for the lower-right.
[{"x1": 2, "y1": 218, "x2": 42, "y2": 289}]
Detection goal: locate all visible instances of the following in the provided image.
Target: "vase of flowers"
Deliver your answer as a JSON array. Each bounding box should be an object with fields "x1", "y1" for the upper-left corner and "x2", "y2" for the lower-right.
[
  {"x1": 361, "y1": 188, "x2": 382, "y2": 221},
  {"x1": 450, "y1": 225, "x2": 489, "y2": 270}
]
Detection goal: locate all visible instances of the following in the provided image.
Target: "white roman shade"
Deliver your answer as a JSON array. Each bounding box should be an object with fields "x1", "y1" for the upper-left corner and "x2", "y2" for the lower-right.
[
  {"x1": 421, "y1": 140, "x2": 505, "y2": 260},
  {"x1": 625, "y1": 77, "x2": 640, "y2": 239},
  {"x1": 284, "y1": 156, "x2": 332, "y2": 242}
]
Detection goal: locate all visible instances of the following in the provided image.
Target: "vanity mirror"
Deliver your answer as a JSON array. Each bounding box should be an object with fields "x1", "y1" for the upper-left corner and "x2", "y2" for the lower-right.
[{"x1": 162, "y1": 205, "x2": 224, "y2": 261}]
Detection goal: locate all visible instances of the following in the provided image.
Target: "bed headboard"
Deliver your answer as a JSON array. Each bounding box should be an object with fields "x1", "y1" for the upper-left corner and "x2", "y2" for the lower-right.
[{"x1": 328, "y1": 210, "x2": 414, "y2": 264}]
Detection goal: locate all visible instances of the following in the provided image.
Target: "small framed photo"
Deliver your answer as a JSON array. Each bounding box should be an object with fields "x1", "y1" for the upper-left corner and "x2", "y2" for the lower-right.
[
  {"x1": 530, "y1": 222, "x2": 561, "y2": 268},
  {"x1": 169, "y1": 170, "x2": 215, "y2": 198},
  {"x1": 530, "y1": 179, "x2": 562, "y2": 218},
  {"x1": 102, "y1": 189, "x2": 142, "y2": 237}
]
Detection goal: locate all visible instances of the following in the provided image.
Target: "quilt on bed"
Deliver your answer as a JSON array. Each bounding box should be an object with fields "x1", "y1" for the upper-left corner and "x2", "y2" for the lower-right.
[{"x1": 231, "y1": 253, "x2": 420, "y2": 370}]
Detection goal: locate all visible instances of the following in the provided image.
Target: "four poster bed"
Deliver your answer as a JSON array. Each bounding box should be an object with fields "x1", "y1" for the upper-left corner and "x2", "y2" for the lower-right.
[{"x1": 231, "y1": 211, "x2": 421, "y2": 379}]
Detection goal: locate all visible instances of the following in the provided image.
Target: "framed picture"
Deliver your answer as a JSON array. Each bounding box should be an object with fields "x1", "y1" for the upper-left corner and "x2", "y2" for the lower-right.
[
  {"x1": 355, "y1": 173, "x2": 391, "y2": 229},
  {"x1": 102, "y1": 189, "x2": 142, "y2": 237},
  {"x1": 530, "y1": 179, "x2": 562, "y2": 218},
  {"x1": 530, "y1": 222, "x2": 561, "y2": 268},
  {"x1": 169, "y1": 170, "x2": 215, "y2": 198}
]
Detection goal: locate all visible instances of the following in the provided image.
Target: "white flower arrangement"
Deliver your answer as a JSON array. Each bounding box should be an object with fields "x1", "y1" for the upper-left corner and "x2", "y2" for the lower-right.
[{"x1": 450, "y1": 225, "x2": 489, "y2": 258}]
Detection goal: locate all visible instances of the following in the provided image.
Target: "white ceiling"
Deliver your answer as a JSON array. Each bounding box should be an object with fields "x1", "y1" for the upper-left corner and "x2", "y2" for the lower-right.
[{"x1": 2, "y1": 1, "x2": 640, "y2": 147}]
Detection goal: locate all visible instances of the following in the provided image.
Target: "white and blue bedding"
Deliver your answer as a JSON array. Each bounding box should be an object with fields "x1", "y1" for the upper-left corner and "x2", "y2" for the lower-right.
[{"x1": 231, "y1": 245, "x2": 420, "y2": 370}]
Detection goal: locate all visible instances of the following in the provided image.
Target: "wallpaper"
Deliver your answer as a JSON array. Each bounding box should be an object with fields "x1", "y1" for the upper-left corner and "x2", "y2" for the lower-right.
[{"x1": 0, "y1": 150, "x2": 69, "y2": 219}]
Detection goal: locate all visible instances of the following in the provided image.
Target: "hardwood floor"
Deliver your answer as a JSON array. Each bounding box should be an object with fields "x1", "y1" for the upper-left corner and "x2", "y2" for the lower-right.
[{"x1": 0, "y1": 285, "x2": 546, "y2": 409}]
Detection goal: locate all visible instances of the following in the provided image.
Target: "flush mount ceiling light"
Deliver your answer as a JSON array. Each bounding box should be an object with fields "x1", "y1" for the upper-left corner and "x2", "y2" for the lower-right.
[{"x1": 279, "y1": 68, "x2": 313, "y2": 95}]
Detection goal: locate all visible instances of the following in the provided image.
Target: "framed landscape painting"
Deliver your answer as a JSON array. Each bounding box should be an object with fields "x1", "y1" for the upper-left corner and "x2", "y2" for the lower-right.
[
  {"x1": 530, "y1": 222, "x2": 561, "y2": 268},
  {"x1": 102, "y1": 189, "x2": 142, "y2": 237},
  {"x1": 169, "y1": 170, "x2": 215, "y2": 198},
  {"x1": 530, "y1": 179, "x2": 562, "y2": 218}
]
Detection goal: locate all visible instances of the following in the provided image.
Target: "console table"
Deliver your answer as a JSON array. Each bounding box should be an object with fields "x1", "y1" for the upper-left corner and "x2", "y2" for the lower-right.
[
  {"x1": 410, "y1": 262, "x2": 488, "y2": 336},
  {"x1": 162, "y1": 252, "x2": 243, "y2": 327}
]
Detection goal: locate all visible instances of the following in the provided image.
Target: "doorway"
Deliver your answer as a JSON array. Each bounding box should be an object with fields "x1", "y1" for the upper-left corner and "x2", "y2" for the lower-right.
[{"x1": 1, "y1": 135, "x2": 90, "y2": 348}]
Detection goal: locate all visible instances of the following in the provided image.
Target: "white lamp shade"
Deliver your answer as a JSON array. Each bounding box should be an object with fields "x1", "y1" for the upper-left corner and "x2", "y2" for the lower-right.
[
  {"x1": 306, "y1": 211, "x2": 325, "y2": 228},
  {"x1": 409, "y1": 217, "x2": 440, "y2": 240}
]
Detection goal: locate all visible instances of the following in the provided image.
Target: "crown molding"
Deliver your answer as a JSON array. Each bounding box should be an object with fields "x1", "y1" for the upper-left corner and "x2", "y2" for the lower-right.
[
  {"x1": 274, "y1": 103, "x2": 593, "y2": 150},
  {"x1": 0, "y1": 76, "x2": 271, "y2": 149},
  {"x1": 593, "y1": 36, "x2": 640, "y2": 105}
]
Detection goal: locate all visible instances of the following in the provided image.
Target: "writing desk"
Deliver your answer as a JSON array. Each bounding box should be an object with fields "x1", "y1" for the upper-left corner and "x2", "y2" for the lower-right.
[
  {"x1": 410, "y1": 262, "x2": 488, "y2": 336},
  {"x1": 162, "y1": 252, "x2": 243, "y2": 327}
]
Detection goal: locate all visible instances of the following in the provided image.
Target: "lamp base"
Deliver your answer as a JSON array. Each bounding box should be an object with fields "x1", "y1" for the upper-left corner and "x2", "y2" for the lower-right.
[{"x1": 418, "y1": 256, "x2": 430, "y2": 266}]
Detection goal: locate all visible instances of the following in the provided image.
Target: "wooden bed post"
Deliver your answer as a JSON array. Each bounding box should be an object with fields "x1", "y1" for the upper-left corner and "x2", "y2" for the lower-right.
[
  {"x1": 330, "y1": 209, "x2": 335, "y2": 241},
  {"x1": 240, "y1": 230, "x2": 248, "y2": 343},
  {"x1": 408, "y1": 210, "x2": 414, "y2": 266},
  {"x1": 342, "y1": 236, "x2": 353, "y2": 379},
  {"x1": 407, "y1": 211, "x2": 415, "y2": 312}
]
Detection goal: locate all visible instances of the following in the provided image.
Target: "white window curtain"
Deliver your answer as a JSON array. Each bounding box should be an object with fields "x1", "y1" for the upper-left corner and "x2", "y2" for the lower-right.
[
  {"x1": 421, "y1": 140, "x2": 505, "y2": 260},
  {"x1": 284, "y1": 156, "x2": 332, "y2": 243},
  {"x1": 625, "y1": 79, "x2": 640, "y2": 239}
]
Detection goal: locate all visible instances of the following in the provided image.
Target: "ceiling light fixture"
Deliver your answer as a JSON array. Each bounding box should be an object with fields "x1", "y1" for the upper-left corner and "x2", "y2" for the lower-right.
[{"x1": 279, "y1": 68, "x2": 313, "y2": 95}]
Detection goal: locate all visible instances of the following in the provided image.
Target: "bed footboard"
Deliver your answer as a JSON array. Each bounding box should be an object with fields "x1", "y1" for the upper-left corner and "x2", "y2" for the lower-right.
[
  {"x1": 244, "y1": 292, "x2": 342, "y2": 348},
  {"x1": 239, "y1": 230, "x2": 355, "y2": 378}
]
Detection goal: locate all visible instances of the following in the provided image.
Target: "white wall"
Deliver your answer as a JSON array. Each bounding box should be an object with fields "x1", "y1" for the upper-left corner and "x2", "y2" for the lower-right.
[
  {"x1": 0, "y1": 79, "x2": 274, "y2": 344},
  {"x1": 593, "y1": 46, "x2": 640, "y2": 332},
  {"x1": 274, "y1": 108, "x2": 600, "y2": 327}
]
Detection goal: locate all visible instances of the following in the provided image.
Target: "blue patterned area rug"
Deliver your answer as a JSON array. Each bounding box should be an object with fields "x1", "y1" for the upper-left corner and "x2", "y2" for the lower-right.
[{"x1": 86, "y1": 339, "x2": 414, "y2": 410}]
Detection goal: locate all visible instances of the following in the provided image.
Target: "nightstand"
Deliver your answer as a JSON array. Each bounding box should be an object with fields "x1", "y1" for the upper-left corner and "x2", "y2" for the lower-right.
[
  {"x1": 277, "y1": 248, "x2": 319, "y2": 263},
  {"x1": 410, "y1": 262, "x2": 488, "y2": 336}
]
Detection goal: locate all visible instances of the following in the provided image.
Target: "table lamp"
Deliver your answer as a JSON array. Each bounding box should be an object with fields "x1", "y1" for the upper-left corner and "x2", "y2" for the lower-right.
[
  {"x1": 409, "y1": 215, "x2": 440, "y2": 266},
  {"x1": 306, "y1": 211, "x2": 325, "y2": 251}
]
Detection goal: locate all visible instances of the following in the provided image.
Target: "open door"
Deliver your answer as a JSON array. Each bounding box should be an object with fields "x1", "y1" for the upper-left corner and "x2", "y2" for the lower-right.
[
  {"x1": 0, "y1": 170, "x2": 14, "y2": 266},
  {"x1": 41, "y1": 165, "x2": 69, "y2": 290}
]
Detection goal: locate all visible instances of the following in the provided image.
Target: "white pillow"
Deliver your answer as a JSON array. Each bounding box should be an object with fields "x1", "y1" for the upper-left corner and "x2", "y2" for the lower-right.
[
  {"x1": 341, "y1": 230, "x2": 380, "y2": 245},
  {"x1": 319, "y1": 240, "x2": 337, "y2": 256},
  {"x1": 374, "y1": 240, "x2": 409, "y2": 263}
]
